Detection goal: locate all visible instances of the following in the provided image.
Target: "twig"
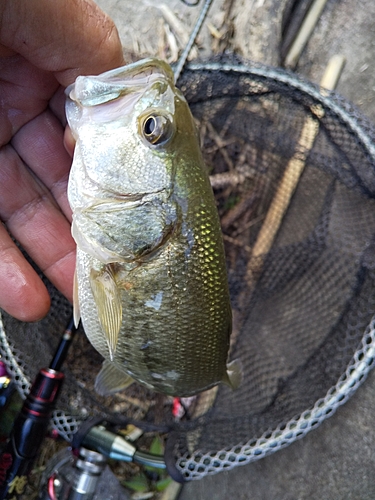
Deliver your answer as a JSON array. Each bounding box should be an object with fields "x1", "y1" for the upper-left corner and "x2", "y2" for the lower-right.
[
  {"x1": 206, "y1": 121, "x2": 234, "y2": 171},
  {"x1": 284, "y1": 0, "x2": 330, "y2": 69},
  {"x1": 221, "y1": 193, "x2": 258, "y2": 230},
  {"x1": 245, "y1": 54, "x2": 345, "y2": 287},
  {"x1": 164, "y1": 22, "x2": 180, "y2": 63},
  {"x1": 209, "y1": 169, "x2": 249, "y2": 189},
  {"x1": 223, "y1": 234, "x2": 252, "y2": 252},
  {"x1": 319, "y1": 54, "x2": 346, "y2": 94}
]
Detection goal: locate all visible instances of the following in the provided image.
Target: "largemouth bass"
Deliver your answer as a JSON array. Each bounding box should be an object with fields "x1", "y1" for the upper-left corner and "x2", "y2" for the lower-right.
[{"x1": 66, "y1": 58, "x2": 240, "y2": 397}]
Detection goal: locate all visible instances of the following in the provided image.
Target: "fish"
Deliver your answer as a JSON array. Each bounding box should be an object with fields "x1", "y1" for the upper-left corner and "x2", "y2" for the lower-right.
[{"x1": 66, "y1": 58, "x2": 241, "y2": 397}]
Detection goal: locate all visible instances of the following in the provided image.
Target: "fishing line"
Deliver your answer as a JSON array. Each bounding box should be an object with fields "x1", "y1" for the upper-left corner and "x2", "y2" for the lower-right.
[{"x1": 174, "y1": 0, "x2": 214, "y2": 82}]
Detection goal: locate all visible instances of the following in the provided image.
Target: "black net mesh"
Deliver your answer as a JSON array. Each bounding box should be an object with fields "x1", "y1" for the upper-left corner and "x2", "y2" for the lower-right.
[{"x1": 1, "y1": 58, "x2": 375, "y2": 480}]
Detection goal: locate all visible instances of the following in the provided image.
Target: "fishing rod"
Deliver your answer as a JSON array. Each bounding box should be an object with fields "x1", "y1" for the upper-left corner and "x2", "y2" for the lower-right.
[
  {"x1": 0, "y1": 310, "x2": 177, "y2": 499},
  {"x1": 0, "y1": 317, "x2": 77, "y2": 499},
  {"x1": 0, "y1": 313, "x2": 175, "y2": 500}
]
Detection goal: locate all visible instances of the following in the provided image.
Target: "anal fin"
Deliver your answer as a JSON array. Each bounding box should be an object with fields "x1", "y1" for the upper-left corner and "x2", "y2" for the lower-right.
[
  {"x1": 95, "y1": 359, "x2": 134, "y2": 396},
  {"x1": 222, "y1": 359, "x2": 243, "y2": 390},
  {"x1": 90, "y1": 265, "x2": 122, "y2": 360}
]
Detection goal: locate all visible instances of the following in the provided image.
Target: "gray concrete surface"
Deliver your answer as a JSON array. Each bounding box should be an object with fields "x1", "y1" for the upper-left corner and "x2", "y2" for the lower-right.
[{"x1": 94, "y1": 0, "x2": 375, "y2": 498}]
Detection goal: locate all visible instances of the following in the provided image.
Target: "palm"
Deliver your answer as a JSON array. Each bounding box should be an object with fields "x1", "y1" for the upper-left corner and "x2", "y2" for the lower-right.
[
  {"x1": 0, "y1": 0, "x2": 124, "y2": 321},
  {"x1": 0, "y1": 54, "x2": 75, "y2": 320}
]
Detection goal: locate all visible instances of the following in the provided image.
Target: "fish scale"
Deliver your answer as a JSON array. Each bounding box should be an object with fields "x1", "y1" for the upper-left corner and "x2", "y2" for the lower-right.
[{"x1": 66, "y1": 58, "x2": 240, "y2": 397}]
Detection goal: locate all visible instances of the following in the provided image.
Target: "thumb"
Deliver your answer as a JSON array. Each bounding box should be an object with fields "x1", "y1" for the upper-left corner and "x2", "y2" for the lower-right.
[{"x1": 0, "y1": 0, "x2": 125, "y2": 86}]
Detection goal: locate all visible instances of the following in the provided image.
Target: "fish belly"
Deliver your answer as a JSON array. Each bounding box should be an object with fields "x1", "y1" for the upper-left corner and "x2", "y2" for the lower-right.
[{"x1": 77, "y1": 233, "x2": 231, "y2": 396}]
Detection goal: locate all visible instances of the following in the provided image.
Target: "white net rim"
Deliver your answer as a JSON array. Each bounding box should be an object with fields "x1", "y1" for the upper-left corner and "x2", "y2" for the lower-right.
[{"x1": 176, "y1": 314, "x2": 375, "y2": 479}]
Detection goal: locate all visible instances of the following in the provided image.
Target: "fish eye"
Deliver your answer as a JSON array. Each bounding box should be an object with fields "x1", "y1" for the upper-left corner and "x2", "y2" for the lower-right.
[{"x1": 140, "y1": 112, "x2": 174, "y2": 146}]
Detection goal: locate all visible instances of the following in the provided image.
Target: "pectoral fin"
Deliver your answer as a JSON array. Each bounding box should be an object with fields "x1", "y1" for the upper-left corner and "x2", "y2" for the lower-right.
[
  {"x1": 90, "y1": 265, "x2": 122, "y2": 361},
  {"x1": 222, "y1": 359, "x2": 242, "y2": 390},
  {"x1": 73, "y1": 270, "x2": 81, "y2": 328},
  {"x1": 95, "y1": 359, "x2": 134, "y2": 396}
]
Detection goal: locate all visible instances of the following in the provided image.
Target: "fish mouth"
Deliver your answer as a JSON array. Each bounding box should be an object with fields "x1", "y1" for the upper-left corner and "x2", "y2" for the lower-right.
[{"x1": 66, "y1": 58, "x2": 175, "y2": 108}]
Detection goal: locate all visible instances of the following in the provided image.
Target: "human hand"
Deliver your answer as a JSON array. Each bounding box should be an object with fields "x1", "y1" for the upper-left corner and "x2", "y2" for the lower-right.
[{"x1": 0, "y1": 0, "x2": 125, "y2": 321}]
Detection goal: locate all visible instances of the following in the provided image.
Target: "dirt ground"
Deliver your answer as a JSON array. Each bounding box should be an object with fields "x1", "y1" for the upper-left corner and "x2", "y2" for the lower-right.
[
  {"x1": 95, "y1": 0, "x2": 375, "y2": 115},
  {"x1": 91, "y1": 0, "x2": 375, "y2": 498}
]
